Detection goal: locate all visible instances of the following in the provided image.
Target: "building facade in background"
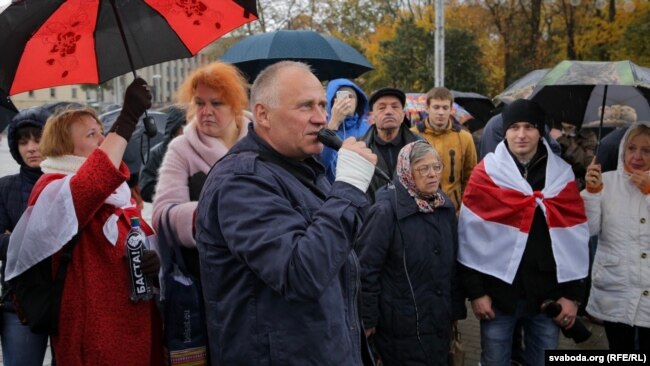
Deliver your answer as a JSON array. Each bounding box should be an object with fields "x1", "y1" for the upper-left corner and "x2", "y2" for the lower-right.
[{"x1": 11, "y1": 51, "x2": 211, "y2": 112}]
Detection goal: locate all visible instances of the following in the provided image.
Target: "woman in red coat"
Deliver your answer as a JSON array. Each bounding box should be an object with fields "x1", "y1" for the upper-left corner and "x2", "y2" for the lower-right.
[{"x1": 5, "y1": 78, "x2": 162, "y2": 365}]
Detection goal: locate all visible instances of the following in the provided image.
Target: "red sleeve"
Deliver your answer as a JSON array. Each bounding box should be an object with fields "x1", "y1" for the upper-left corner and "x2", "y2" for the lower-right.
[{"x1": 69, "y1": 150, "x2": 130, "y2": 227}]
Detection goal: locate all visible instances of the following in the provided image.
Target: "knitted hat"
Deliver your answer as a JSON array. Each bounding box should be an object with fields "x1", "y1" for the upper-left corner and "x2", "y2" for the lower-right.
[
  {"x1": 502, "y1": 99, "x2": 546, "y2": 135},
  {"x1": 369, "y1": 88, "x2": 406, "y2": 110}
]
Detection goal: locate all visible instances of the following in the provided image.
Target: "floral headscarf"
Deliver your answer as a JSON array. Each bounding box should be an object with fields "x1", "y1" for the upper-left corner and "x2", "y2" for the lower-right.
[{"x1": 396, "y1": 141, "x2": 445, "y2": 213}]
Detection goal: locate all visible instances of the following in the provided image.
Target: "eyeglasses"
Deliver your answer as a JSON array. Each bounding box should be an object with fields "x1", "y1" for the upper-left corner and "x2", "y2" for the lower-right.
[{"x1": 414, "y1": 163, "x2": 444, "y2": 176}]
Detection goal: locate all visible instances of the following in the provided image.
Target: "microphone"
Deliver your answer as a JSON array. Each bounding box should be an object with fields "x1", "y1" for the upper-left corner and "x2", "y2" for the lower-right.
[
  {"x1": 541, "y1": 300, "x2": 592, "y2": 344},
  {"x1": 317, "y1": 129, "x2": 392, "y2": 183}
]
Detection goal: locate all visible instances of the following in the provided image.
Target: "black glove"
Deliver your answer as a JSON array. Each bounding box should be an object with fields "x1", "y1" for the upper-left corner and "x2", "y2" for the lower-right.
[
  {"x1": 141, "y1": 249, "x2": 160, "y2": 277},
  {"x1": 109, "y1": 77, "x2": 152, "y2": 141}
]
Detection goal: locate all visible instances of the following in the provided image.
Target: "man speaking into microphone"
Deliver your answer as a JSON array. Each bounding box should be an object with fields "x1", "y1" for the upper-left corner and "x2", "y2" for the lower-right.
[{"x1": 195, "y1": 61, "x2": 377, "y2": 366}]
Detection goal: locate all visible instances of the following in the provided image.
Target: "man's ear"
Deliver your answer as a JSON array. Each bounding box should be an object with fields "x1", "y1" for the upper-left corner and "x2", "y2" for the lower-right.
[
  {"x1": 254, "y1": 103, "x2": 271, "y2": 128},
  {"x1": 367, "y1": 111, "x2": 375, "y2": 125}
]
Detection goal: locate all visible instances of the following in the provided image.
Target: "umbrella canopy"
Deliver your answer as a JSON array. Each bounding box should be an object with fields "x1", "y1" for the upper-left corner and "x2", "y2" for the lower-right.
[
  {"x1": 1, "y1": 0, "x2": 258, "y2": 95},
  {"x1": 580, "y1": 85, "x2": 650, "y2": 128},
  {"x1": 0, "y1": 88, "x2": 18, "y2": 132},
  {"x1": 220, "y1": 30, "x2": 374, "y2": 81},
  {"x1": 493, "y1": 68, "x2": 550, "y2": 105},
  {"x1": 530, "y1": 60, "x2": 650, "y2": 130},
  {"x1": 451, "y1": 90, "x2": 495, "y2": 130}
]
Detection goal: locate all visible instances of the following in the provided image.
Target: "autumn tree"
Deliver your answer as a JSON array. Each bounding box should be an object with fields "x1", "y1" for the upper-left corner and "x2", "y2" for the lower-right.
[
  {"x1": 375, "y1": 18, "x2": 432, "y2": 91},
  {"x1": 617, "y1": 3, "x2": 650, "y2": 66},
  {"x1": 482, "y1": 0, "x2": 545, "y2": 87},
  {"x1": 444, "y1": 29, "x2": 488, "y2": 94}
]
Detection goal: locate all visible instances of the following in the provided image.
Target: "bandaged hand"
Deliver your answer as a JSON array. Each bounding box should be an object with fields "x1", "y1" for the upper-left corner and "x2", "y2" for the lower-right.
[{"x1": 335, "y1": 137, "x2": 376, "y2": 192}]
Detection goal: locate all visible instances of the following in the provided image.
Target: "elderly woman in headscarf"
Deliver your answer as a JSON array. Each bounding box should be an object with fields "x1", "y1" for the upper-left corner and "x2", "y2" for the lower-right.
[
  {"x1": 581, "y1": 122, "x2": 650, "y2": 351},
  {"x1": 358, "y1": 140, "x2": 466, "y2": 366}
]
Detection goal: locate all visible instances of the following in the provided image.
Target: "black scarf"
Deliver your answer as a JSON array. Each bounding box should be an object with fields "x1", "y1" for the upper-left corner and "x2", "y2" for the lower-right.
[{"x1": 19, "y1": 166, "x2": 43, "y2": 204}]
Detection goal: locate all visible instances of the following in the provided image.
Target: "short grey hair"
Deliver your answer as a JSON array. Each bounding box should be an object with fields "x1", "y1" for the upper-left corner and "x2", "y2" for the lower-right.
[
  {"x1": 410, "y1": 140, "x2": 440, "y2": 165},
  {"x1": 250, "y1": 61, "x2": 314, "y2": 110}
]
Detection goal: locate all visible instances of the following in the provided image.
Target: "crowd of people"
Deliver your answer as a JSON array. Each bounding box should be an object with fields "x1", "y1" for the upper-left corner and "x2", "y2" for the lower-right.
[{"x1": 0, "y1": 59, "x2": 648, "y2": 366}]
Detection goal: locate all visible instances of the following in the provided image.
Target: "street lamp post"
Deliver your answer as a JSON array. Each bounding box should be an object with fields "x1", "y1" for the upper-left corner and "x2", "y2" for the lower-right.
[
  {"x1": 434, "y1": 0, "x2": 445, "y2": 87},
  {"x1": 152, "y1": 74, "x2": 162, "y2": 106}
]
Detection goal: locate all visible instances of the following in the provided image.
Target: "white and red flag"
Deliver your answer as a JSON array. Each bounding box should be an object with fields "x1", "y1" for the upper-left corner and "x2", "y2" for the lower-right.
[{"x1": 458, "y1": 140, "x2": 589, "y2": 284}]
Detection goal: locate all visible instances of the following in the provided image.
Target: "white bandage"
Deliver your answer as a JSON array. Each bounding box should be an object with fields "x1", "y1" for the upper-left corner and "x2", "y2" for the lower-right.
[{"x1": 335, "y1": 148, "x2": 375, "y2": 192}]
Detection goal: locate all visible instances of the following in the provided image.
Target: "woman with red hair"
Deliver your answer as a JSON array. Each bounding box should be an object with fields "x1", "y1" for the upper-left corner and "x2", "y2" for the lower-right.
[
  {"x1": 152, "y1": 62, "x2": 250, "y2": 360},
  {"x1": 153, "y1": 61, "x2": 250, "y2": 271}
]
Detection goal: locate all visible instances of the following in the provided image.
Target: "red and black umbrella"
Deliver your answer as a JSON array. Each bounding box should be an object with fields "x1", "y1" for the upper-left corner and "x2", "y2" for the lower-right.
[{"x1": 0, "y1": 0, "x2": 257, "y2": 95}]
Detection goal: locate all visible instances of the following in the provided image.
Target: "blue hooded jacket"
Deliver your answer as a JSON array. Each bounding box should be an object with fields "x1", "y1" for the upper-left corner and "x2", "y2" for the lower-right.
[{"x1": 320, "y1": 79, "x2": 370, "y2": 182}]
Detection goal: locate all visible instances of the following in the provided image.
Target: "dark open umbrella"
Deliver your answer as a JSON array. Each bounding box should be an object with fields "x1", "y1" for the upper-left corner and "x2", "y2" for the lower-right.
[
  {"x1": 1, "y1": 0, "x2": 258, "y2": 95},
  {"x1": 220, "y1": 30, "x2": 374, "y2": 81},
  {"x1": 530, "y1": 60, "x2": 650, "y2": 151},
  {"x1": 451, "y1": 90, "x2": 495, "y2": 132},
  {"x1": 493, "y1": 68, "x2": 550, "y2": 106},
  {"x1": 0, "y1": 88, "x2": 18, "y2": 132}
]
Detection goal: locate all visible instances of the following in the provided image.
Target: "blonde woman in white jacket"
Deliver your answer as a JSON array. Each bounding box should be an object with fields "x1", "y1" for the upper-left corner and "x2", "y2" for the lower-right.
[{"x1": 581, "y1": 122, "x2": 650, "y2": 351}]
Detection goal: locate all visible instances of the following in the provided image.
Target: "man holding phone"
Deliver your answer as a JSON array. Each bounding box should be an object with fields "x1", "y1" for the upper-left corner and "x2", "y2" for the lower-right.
[{"x1": 319, "y1": 79, "x2": 370, "y2": 182}]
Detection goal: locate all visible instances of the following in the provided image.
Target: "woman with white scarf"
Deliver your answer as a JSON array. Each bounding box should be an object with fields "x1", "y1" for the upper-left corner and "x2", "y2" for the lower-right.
[{"x1": 4, "y1": 78, "x2": 162, "y2": 365}]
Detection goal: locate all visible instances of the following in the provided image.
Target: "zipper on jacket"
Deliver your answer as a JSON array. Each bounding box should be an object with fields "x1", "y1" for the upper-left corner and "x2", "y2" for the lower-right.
[
  {"x1": 449, "y1": 149, "x2": 456, "y2": 183},
  {"x1": 350, "y1": 252, "x2": 363, "y2": 364}
]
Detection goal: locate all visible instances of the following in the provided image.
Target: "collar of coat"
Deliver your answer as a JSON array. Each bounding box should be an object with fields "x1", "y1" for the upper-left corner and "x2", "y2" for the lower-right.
[{"x1": 385, "y1": 181, "x2": 454, "y2": 220}]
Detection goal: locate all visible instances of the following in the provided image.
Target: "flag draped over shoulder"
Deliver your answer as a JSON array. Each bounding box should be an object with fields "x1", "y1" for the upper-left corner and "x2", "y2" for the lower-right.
[
  {"x1": 5, "y1": 172, "x2": 154, "y2": 281},
  {"x1": 458, "y1": 140, "x2": 589, "y2": 284}
]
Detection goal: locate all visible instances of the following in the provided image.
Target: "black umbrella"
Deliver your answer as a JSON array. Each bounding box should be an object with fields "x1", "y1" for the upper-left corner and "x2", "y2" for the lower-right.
[
  {"x1": 0, "y1": 88, "x2": 18, "y2": 133},
  {"x1": 220, "y1": 30, "x2": 374, "y2": 81},
  {"x1": 530, "y1": 60, "x2": 650, "y2": 151},
  {"x1": 451, "y1": 90, "x2": 495, "y2": 131},
  {"x1": 493, "y1": 69, "x2": 550, "y2": 106}
]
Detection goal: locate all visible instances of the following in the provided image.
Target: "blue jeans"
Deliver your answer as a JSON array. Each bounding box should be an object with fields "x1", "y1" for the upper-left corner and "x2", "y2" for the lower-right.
[
  {"x1": 1, "y1": 310, "x2": 49, "y2": 366},
  {"x1": 480, "y1": 300, "x2": 559, "y2": 366}
]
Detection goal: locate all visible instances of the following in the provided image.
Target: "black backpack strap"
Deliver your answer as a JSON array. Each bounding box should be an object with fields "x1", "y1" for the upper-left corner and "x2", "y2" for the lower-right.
[{"x1": 51, "y1": 233, "x2": 80, "y2": 334}]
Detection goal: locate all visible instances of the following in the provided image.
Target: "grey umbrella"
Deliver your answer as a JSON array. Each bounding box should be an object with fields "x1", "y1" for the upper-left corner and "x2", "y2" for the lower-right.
[{"x1": 493, "y1": 69, "x2": 551, "y2": 106}]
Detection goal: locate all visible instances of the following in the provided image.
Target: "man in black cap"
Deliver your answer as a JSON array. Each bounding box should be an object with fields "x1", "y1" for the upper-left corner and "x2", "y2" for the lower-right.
[
  {"x1": 458, "y1": 98, "x2": 589, "y2": 366},
  {"x1": 360, "y1": 87, "x2": 422, "y2": 201}
]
